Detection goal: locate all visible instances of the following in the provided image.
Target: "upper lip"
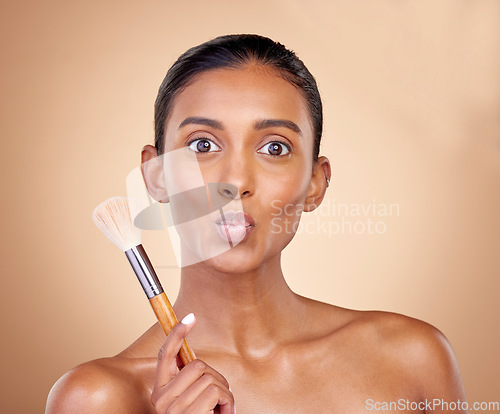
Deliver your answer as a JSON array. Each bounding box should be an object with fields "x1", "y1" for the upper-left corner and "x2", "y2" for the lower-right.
[{"x1": 215, "y1": 210, "x2": 255, "y2": 227}]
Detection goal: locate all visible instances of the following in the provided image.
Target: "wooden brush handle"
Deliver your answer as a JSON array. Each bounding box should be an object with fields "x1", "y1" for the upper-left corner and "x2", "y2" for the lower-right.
[{"x1": 149, "y1": 292, "x2": 196, "y2": 366}]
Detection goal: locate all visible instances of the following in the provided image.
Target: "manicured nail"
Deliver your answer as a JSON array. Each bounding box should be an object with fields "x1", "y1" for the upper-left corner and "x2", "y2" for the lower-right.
[{"x1": 181, "y1": 313, "x2": 195, "y2": 325}]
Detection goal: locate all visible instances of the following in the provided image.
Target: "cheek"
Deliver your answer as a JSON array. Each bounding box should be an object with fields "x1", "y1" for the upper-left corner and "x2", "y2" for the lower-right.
[
  {"x1": 263, "y1": 169, "x2": 311, "y2": 236},
  {"x1": 261, "y1": 161, "x2": 312, "y2": 206},
  {"x1": 267, "y1": 200, "x2": 304, "y2": 244}
]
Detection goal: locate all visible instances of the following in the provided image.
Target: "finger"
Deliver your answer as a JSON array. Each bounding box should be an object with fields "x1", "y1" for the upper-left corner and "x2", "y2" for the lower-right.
[
  {"x1": 166, "y1": 377, "x2": 234, "y2": 414},
  {"x1": 163, "y1": 365, "x2": 231, "y2": 409},
  {"x1": 154, "y1": 313, "x2": 196, "y2": 389},
  {"x1": 185, "y1": 383, "x2": 235, "y2": 414},
  {"x1": 173, "y1": 358, "x2": 230, "y2": 392}
]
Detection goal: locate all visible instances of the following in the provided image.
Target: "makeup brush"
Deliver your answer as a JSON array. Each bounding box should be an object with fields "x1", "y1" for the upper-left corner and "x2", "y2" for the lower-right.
[{"x1": 92, "y1": 196, "x2": 195, "y2": 366}]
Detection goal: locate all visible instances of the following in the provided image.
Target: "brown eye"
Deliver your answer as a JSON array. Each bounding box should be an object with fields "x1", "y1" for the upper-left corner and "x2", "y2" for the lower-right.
[
  {"x1": 188, "y1": 138, "x2": 221, "y2": 153},
  {"x1": 258, "y1": 141, "x2": 291, "y2": 157},
  {"x1": 269, "y1": 143, "x2": 282, "y2": 155},
  {"x1": 196, "y1": 140, "x2": 210, "y2": 152}
]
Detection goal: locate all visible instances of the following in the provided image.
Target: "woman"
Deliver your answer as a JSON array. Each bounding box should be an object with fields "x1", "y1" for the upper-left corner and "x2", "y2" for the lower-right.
[{"x1": 47, "y1": 34, "x2": 467, "y2": 413}]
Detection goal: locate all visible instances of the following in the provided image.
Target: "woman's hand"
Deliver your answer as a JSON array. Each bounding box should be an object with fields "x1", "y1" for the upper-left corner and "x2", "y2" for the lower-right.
[{"x1": 151, "y1": 313, "x2": 235, "y2": 414}]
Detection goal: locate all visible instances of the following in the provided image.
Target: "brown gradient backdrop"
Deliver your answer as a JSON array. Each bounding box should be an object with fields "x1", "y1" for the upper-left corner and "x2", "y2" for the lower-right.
[{"x1": 1, "y1": 1, "x2": 499, "y2": 412}]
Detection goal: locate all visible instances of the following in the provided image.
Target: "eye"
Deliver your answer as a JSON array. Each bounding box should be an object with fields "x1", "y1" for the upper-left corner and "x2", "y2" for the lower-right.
[
  {"x1": 187, "y1": 138, "x2": 221, "y2": 153},
  {"x1": 258, "y1": 141, "x2": 291, "y2": 157}
]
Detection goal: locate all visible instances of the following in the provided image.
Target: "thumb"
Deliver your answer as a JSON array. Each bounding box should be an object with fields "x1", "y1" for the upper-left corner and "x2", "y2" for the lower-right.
[{"x1": 155, "y1": 313, "x2": 196, "y2": 387}]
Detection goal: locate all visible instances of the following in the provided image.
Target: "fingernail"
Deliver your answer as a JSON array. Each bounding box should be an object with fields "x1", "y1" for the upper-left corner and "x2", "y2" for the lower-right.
[{"x1": 181, "y1": 313, "x2": 195, "y2": 325}]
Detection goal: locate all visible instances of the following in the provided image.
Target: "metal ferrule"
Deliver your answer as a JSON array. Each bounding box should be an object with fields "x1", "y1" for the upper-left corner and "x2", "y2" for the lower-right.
[{"x1": 125, "y1": 245, "x2": 164, "y2": 299}]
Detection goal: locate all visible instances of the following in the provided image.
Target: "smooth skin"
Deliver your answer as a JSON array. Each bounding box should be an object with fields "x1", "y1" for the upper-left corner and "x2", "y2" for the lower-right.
[{"x1": 47, "y1": 66, "x2": 467, "y2": 413}]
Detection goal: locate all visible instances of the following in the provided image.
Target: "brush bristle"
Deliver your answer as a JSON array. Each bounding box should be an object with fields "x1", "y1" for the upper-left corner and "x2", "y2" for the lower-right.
[{"x1": 92, "y1": 197, "x2": 142, "y2": 251}]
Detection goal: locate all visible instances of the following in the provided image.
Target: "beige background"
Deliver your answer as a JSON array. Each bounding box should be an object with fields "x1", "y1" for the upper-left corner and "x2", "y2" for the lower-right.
[{"x1": 1, "y1": 1, "x2": 499, "y2": 413}]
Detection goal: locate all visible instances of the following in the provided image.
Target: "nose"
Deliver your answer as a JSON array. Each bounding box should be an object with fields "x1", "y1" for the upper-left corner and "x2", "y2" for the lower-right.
[
  {"x1": 216, "y1": 153, "x2": 254, "y2": 200},
  {"x1": 217, "y1": 182, "x2": 239, "y2": 199}
]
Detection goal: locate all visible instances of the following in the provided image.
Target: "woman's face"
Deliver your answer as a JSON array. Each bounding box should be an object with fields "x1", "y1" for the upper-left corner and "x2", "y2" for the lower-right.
[{"x1": 160, "y1": 65, "x2": 325, "y2": 273}]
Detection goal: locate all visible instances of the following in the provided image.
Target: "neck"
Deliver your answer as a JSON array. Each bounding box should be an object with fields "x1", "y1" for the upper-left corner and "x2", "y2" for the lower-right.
[{"x1": 173, "y1": 253, "x2": 307, "y2": 359}]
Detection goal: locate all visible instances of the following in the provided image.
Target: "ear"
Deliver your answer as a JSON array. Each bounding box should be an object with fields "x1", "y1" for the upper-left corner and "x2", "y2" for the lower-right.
[
  {"x1": 141, "y1": 145, "x2": 169, "y2": 202},
  {"x1": 303, "y1": 156, "x2": 331, "y2": 213}
]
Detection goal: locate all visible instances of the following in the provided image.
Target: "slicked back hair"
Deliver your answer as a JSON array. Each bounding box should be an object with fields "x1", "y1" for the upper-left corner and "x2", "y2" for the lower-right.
[{"x1": 154, "y1": 34, "x2": 323, "y2": 161}]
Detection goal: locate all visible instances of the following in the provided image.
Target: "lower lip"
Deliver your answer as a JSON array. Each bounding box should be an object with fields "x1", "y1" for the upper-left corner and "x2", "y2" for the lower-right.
[{"x1": 215, "y1": 223, "x2": 255, "y2": 244}]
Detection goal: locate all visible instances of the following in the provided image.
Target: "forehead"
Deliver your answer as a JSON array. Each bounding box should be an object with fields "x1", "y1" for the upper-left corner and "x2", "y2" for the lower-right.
[{"x1": 165, "y1": 66, "x2": 313, "y2": 135}]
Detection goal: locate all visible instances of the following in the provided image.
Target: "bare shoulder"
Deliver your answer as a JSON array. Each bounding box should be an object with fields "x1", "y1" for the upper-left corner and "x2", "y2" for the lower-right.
[
  {"x1": 351, "y1": 310, "x2": 457, "y2": 368},
  {"x1": 303, "y1": 298, "x2": 466, "y2": 399},
  {"x1": 313, "y1": 302, "x2": 454, "y2": 359},
  {"x1": 333, "y1": 307, "x2": 467, "y2": 398},
  {"x1": 46, "y1": 356, "x2": 153, "y2": 414}
]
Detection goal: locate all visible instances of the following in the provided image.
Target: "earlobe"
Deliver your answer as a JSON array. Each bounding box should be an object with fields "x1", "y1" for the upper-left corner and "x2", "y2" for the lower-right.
[
  {"x1": 303, "y1": 156, "x2": 331, "y2": 213},
  {"x1": 141, "y1": 145, "x2": 169, "y2": 203}
]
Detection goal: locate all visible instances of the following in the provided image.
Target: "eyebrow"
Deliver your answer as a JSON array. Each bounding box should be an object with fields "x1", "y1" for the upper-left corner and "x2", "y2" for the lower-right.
[
  {"x1": 178, "y1": 117, "x2": 223, "y2": 130},
  {"x1": 254, "y1": 119, "x2": 302, "y2": 136},
  {"x1": 178, "y1": 116, "x2": 302, "y2": 136}
]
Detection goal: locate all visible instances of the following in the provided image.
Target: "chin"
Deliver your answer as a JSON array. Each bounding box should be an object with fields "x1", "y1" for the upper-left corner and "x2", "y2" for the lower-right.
[
  {"x1": 199, "y1": 246, "x2": 263, "y2": 274},
  {"x1": 178, "y1": 230, "x2": 289, "y2": 273}
]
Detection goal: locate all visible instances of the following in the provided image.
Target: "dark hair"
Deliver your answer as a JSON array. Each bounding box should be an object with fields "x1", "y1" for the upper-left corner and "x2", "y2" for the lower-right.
[{"x1": 154, "y1": 34, "x2": 323, "y2": 161}]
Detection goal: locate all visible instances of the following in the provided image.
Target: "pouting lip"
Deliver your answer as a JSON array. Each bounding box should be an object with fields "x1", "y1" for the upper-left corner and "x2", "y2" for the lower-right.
[
  {"x1": 214, "y1": 212, "x2": 256, "y2": 245},
  {"x1": 214, "y1": 210, "x2": 255, "y2": 227}
]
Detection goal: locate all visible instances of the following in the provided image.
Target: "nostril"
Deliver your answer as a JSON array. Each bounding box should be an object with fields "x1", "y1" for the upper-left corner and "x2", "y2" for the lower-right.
[{"x1": 218, "y1": 182, "x2": 239, "y2": 199}]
